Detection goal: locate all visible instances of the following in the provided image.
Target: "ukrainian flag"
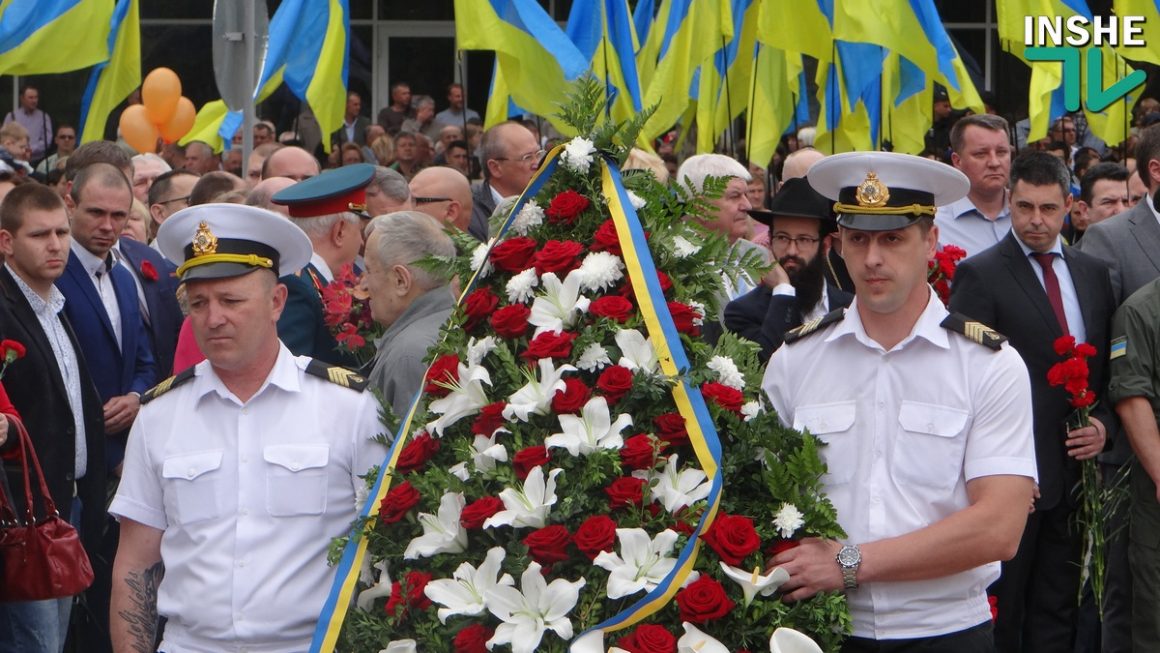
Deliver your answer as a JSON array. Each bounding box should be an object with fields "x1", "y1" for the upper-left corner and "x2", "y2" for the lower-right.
[
  {"x1": 0, "y1": 0, "x2": 112, "y2": 75},
  {"x1": 746, "y1": 45, "x2": 807, "y2": 168},
  {"x1": 757, "y1": 0, "x2": 835, "y2": 62},
  {"x1": 880, "y1": 53, "x2": 934, "y2": 154},
  {"x1": 78, "y1": 0, "x2": 139, "y2": 144},
  {"x1": 566, "y1": 0, "x2": 643, "y2": 125},
  {"x1": 455, "y1": 0, "x2": 587, "y2": 134},
  {"x1": 1114, "y1": 0, "x2": 1160, "y2": 65},
  {"x1": 695, "y1": 0, "x2": 758, "y2": 153}
]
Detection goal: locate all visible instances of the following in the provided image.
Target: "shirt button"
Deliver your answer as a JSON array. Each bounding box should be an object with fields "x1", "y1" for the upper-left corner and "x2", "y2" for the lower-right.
[
  {"x1": 187, "y1": 468, "x2": 196, "y2": 477},
  {"x1": 927, "y1": 423, "x2": 935, "y2": 431},
  {"x1": 871, "y1": 495, "x2": 882, "y2": 504},
  {"x1": 290, "y1": 463, "x2": 301, "y2": 471}
]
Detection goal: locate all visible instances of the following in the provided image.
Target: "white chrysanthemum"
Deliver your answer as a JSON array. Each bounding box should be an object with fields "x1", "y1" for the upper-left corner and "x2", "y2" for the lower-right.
[
  {"x1": 672, "y1": 235, "x2": 699, "y2": 258},
  {"x1": 511, "y1": 201, "x2": 544, "y2": 235},
  {"x1": 505, "y1": 268, "x2": 540, "y2": 303},
  {"x1": 576, "y1": 251, "x2": 625, "y2": 292},
  {"x1": 561, "y1": 136, "x2": 596, "y2": 173},
  {"x1": 466, "y1": 336, "x2": 497, "y2": 368},
  {"x1": 688, "y1": 301, "x2": 706, "y2": 327},
  {"x1": 470, "y1": 242, "x2": 493, "y2": 278},
  {"x1": 626, "y1": 190, "x2": 646, "y2": 210},
  {"x1": 707, "y1": 356, "x2": 745, "y2": 390},
  {"x1": 576, "y1": 343, "x2": 612, "y2": 372},
  {"x1": 741, "y1": 401, "x2": 762, "y2": 422},
  {"x1": 773, "y1": 503, "x2": 805, "y2": 539}
]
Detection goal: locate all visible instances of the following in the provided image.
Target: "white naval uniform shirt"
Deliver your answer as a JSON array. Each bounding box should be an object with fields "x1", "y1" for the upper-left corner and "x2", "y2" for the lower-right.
[
  {"x1": 762, "y1": 290, "x2": 1037, "y2": 640},
  {"x1": 110, "y1": 344, "x2": 386, "y2": 653}
]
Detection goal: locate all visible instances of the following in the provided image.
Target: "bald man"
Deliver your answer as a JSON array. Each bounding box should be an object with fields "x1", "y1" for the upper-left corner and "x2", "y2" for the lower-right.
[
  {"x1": 246, "y1": 177, "x2": 296, "y2": 216},
  {"x1": 470, "y1": 121, "x2": 541, "y2": 241},
  {"x1": 410, "y1": 166, "x2": 474, "y2": 234},
  {"x1": 262, "y1": 145, "x2": 320, "y2": 182},
  {"x1": 780, "y1": 148, "x2": 824, "y2": 185}
]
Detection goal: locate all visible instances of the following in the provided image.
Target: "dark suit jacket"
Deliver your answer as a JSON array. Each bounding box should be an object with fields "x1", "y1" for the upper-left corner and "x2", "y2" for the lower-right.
[
  {"x1": 0, "y1": 268, "x2": 106, "y2": 549},
  {"x1": 469, "y1": 181, "x2": 498, "y2": 243},
  {"x1": 1076, "y1": 198, "x2": 1160, "y2": 304},
  {"x1": 724, "y1": 282, "x2": 854, "y2": 362},
  {"x1": 56, "y1": 250, "x2": 156, "y2": 469},
  {"x1": 118, "y1": 238, "x2": 182, "y2": 377},
  {"x1": 333, "y1": 116, "x2": 371, "y2": 147},
  {"x1": 277, "y1": 263, "x2": 357, "y2": 367},
  {"x1": 950, "y1": 232, "x2": 1117, "y2": 510}
]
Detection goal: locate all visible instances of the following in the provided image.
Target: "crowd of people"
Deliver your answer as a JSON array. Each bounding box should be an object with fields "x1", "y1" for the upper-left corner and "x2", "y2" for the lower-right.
[{"x1": 1, "y1": 76, "x2": 1160, "y2": 653}]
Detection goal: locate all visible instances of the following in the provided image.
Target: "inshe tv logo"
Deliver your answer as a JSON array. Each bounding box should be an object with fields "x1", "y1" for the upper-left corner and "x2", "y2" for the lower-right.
[{"x1": 1024, "y1": 15, "x2": 1148, "y2": 112}]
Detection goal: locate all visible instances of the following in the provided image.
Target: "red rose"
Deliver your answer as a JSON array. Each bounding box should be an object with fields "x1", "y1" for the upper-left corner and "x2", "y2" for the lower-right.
[
  {"x1": 531, "y1": 240, "x2": 585, "y2": 276},
  {"x1": 512, "y1": 445, "x2": 550, "y2": 479},
  {"x1": 522, "y1": 330, "x2": 578, "y2": 362},
  {"x1": 616, "y1": 624, "x2": 677, "y2": 653},
  {"x1": 653, "y1": 413, "x2": 689, "y2": 447},
  {"x1": 676, "y1": 575, "x2": 735, "y2": 624},
  {"x1": 490, "y1": 304, "x2": 531, "y2": 338},
  {"x1": 0, "y1": 338, "x2": 26, "y2": 363},
  {"x1": 589, "y1": 295, "x2": 635, "y2": 323},
  {"x1": 591, "y1": 219, "x2": 623, "y2": 256},
  {"x1": 139, "y1": 260, "x2": 159, "y2": 282},
  {"x1": 667, "y1": 301, "x2": 701, "y2": 336},
  {"x1": 454, "y1": 624, "x2": 493, "y2": 653},
  {"x1": 463, "y1": 287, "x2": 499, "y2": 330},
  {"x1": 620, "y1": 433, "x2": 664, "y2": 470},
  {"x1": 573, "y1": 514, "x2": 618, "y2": 560},
  {"x1": 768, "y1": 539, "x2": 801, "y2": 558},
  {"x1": 597, "y1": 365, "x2": 634, "y2": 404},
  {"x1": 523, "y1": 525, "x2": 572, "y2": 564},
  {"x1": 546, "y1": 189, "x2": 591, "y2": 225},
  {"x1": 620, "y1": 270, "x2": 672, "y2": 298},
  {"x1": 385, "y1": 570, "x2": 433, "y2": 617},
  {"x1": 424, "y1": 354, "x2": 461, "y2": 397},
  {"x1": 395, "y1": 432, "x2": 441, "y2": 474},
  {"x1": 552, "y1": 377, "x2": 592, "y2": 414},
  {"x1": 460, "y1": 496, "x2": 504, "y2": 529},
  {"x1": 606, "y1": 476, "x2": 647, "y2": 510},
  {"x1": 701, "y1": 382, "x2": 744, "y2": 414},
  {"x1": 379, "y1": 480, "x2": 421, "y2": 524},
  {"x1": 489, "y1": 236, "x2": 539, "y2": 273},
  {"x1": 701, "y1": 513, "x2": 762, "y2": 565},
  {"x1": 472, "y1": 401, "x2": 507, "y2": 436}
]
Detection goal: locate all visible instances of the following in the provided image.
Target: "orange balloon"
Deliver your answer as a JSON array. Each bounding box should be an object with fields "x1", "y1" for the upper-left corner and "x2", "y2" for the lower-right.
[
  {"x1": 119, "y1": 104, "x2": 159, "y2": 153},
  {"x1": 142, "y1": 67, "x2": 182, "y2": 125},
  {"x1": 159, "y1": 97, "x2": 196, "y2": 143}
]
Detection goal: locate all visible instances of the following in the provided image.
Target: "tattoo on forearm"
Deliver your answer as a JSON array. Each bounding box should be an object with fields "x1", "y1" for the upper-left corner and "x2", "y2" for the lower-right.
[{"x1": 118, "y1": 562, "x2": 164, "y2": 653}]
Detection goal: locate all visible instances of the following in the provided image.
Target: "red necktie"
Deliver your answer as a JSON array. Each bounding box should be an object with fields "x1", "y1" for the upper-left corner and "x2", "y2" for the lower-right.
[{"x1": 1031, "y1": 253, "x2": 1069, "y2": 335}]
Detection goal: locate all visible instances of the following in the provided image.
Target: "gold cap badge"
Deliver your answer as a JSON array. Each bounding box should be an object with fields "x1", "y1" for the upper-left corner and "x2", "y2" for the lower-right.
[
  {"x1": 191, "y1": 221, "x2": 219, "y2": 257},
  {"x1": 855, "y1": 172, "x2": 890, "y2": 208}
]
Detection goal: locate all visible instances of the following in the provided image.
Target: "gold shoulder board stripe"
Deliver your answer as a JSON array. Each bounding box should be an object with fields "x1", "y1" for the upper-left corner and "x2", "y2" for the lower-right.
[
  {"x1": 940, "y1": 313, "x2": 1006, "y2": 351},
  {"x1": 141, "y1": 367, "x2": 196, "y2": 404},
  {"x1": 784, "y1": 308, "x2": 846, "y2": 344},
  {"x1": 305, "y1": 359, "x2": 369, "y2": 392}
]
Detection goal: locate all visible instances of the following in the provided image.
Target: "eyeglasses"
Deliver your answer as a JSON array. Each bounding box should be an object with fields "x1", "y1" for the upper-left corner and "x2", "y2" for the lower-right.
[
  {"x1": 413, "y1": 196, "x2": 452, "y2": 204},
  {"x1": 495, "y1": 149, "x2": 545, "y2": 165},
  {"x1": 156, "y1": 195, "x2": 190, "y2": 206},
  {"x1": 772, "y1": 234, "x2": 820, "y2": 248},
  {"x1": 57, "y1": 134, "x2": 75, "y2": 140}
]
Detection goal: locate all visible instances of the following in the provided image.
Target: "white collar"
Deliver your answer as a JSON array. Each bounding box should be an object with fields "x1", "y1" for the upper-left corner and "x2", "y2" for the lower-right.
[
  {"x1": 193, "y1": 342, "x2": 302, "y2": 405},
  {"x1": 829, "y1": 287, "x2": 950, "y2": 352},
  {"x1": 71, "y1": 240, "x2": 109, "y2": 277},
  {"x1": 309, "y1": 252, "x2": 333, "y2": 283},
  {"x1": 1014, "y1": 234, "x2": 1064, "y2": 258}
]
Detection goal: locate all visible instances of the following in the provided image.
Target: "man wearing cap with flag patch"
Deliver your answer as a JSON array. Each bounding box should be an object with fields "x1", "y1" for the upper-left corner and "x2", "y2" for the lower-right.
[
  {"x1": 724, "y1": 177, "x2": 854, "y2": 362},
  {"x1": 107, "y1": 204, "x2": 386, "y2": 653},
  {"x1": 271, "y1": 163, "x2": 375, "y2": 367},
  {"x1": 762, "y1": 152, "x2": 1037, "y2": 650}
]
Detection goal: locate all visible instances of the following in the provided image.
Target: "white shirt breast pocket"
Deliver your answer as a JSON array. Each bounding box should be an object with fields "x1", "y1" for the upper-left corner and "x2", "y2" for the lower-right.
[
  {"x1": 161, "y1": 450, "x2": 224, "y2": 524},
  {"x1": 793, "y1": 401, "x2": 857, "y2": 485},
  {"x1": 264, "y1": 444, "x2": 330, "y2": 516},
  {"x1": 894, "y1": 401, "x2": 971, "y2": 491}
]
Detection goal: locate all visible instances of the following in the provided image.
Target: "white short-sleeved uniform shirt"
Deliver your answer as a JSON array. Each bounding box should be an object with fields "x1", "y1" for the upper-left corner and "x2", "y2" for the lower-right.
[
  {"x1": 762, "y1": 290, "x2": 1036, "y2": 640},
  {"x1": 110, "y1": 344, "x2": 387, "y2": 653}
]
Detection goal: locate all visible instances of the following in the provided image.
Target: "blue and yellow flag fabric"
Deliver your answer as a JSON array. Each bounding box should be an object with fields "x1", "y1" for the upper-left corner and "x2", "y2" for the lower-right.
[
  {"x1": 745, "y1": 45, "x2": 807, "y2": 167},
  {"x1": 78, "y1": 0, "x2": 139, "y2": 144},
  {"x1": 0, "y1": 0, "x2": 112, "y2": 75},
  {"x1": 695, "y1": 0, "x2": 758, "y2": 153},
  {"x1": 566, "y1": 0, "x2": 643, "y2": 124},
  {"x1": 1113, "y1": 0, "x2": 1160, "y2": 64}
]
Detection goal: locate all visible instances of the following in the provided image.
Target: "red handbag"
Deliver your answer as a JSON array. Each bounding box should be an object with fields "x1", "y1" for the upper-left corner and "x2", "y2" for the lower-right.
[{"x1": 0, "y1": 415, "x2": 94, "y2": 601}]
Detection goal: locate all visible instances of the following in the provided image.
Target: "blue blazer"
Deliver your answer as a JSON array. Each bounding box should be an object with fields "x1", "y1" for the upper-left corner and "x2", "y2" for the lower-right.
[{"x1": 118, "y1": 238, "x2": 183, "y2": 376}]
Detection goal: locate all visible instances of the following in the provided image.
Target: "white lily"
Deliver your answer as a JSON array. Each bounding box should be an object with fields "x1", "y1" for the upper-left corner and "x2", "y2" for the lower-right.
[
  {"x1": 484, "y1": 466, "x2": 563, "y2": 530},
  {"x1": 503, "y1": 358, "x2": 577, "y2": 422},
  {"x1": 615, "y1": 329, "x2": 659, "y2": 374},
  {"x1": 424, "y1": 547, "x2": 514, "y2": 624},
  {"x1": 647, "y1": 454, "x2": 712, "y2": 512},
  {"x1": 485, "y1": 562, "x2": 586, "y2": 653},
  {"x1": 719, "y1": 562, "x2": 790, "y2": 606},
  {"x1": 379, "y1": 640, "x2": 417, "y2": 653},
  {"x1": 545, "y1": 396, "x2": 633, "y2": 457},
  {"x1": 403, "y1": 492, "x2": 468, "y2": 559},
  {"x1": 356, "y1": 559, "x2": 391, "y2": 612},
  {"x1": 466, "y1": 336, "x2": 497, "y2": 367},
  {"x1": 769, "y1": 627, "x2": 824, "y2": 653},
  {"x1": 427, "y1": 362, "x2": 492, "y2": 436},
  {"x1": 471, "y1": 432, "x2": 508, "y2": 472},
  {"x1": 677, "y1": 623, "x2": 730, "y2": 653},
  {"x1": 528, "y1": 271, "x2": 590, "y2": 335},
  {"x1": 592, "y1": 528, "x2": 680, "y2": 599}
]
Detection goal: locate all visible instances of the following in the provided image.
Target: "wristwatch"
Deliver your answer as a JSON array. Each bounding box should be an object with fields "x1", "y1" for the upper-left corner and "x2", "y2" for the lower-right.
[{"x1": 836, "y1": 544, "x2": 861, "y2": 591}]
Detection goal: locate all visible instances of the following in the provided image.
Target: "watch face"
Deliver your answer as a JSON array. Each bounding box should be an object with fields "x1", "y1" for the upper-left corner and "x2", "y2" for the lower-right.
[{"x1": 838, "y1": 546, "x2": 860, "y2": 566}]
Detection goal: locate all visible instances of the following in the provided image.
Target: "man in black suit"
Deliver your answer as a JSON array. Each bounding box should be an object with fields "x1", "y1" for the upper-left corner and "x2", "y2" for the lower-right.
[
  {"x1": 0, "y1": 184, "x2": 105, "y2": 653},
  {"x1": 116, "y1": 236, "x2": 182, "y2": 376},
  {"x1": 950, "y1": 151, "x2": 1117, "y2": 653},
  {"x1": 724, "y1": 177, "x2": 853, "y2": 362},
  {"x1": 469, "y1": 121, "x2": 541, "y2": 241},
  {"x1": 333, "y1": 91, "x2": 371, "y2": 148}
]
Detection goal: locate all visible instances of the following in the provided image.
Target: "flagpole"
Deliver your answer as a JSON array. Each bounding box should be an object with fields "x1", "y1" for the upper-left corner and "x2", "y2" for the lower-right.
[
  {"x1": 242, "y1": 0, "x2": 256, "y2": 168},
  {"x1": 830, "y1": 42, "x2": 837, "y2": 155},
  {"x1": 721, "y1": 36, "x2": 735, "y2": 158},
  {"x1": 602, "y1": 29, "x2": 612, "y2": 120},
  {"x1": 746, "y1": 45, "x2": 759, "y2": 166},
  {"x1": 11, "y1": 77, "x2": 17, "y2": 117}
]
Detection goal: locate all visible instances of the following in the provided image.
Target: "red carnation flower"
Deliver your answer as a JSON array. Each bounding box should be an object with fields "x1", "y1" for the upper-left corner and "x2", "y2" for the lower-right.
[
  {"x1": 139, "y1": 260, "x2": 159, "y2": 282},
  {"x1": 546, "y1": 189, "x2": 591, "y2": 225}
]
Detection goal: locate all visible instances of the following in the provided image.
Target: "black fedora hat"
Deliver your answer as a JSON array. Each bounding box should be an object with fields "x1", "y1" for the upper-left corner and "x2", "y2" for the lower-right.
[{"x1": 747, "y1": 177, "x2": 834, "y2": 228}]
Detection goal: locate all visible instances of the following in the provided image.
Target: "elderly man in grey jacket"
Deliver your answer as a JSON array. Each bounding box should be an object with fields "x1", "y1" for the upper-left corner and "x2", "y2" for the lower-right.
[{"x1": 364, "y1": 211, "x2": 457, "y2": 432}]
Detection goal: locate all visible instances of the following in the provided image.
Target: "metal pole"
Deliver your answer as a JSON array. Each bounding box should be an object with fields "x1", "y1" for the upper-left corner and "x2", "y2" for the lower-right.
[
  {"x1": 242, "y1": 0, "x2": 255, "y2": 166},
  {"x1": 11, "y1": 76, "x2": 17, "y2": 117}
]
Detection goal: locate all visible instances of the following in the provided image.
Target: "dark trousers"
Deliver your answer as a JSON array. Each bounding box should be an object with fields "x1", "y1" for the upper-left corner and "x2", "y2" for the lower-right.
[
  {"x1": 991, "y1": 499, "x2": 1083, "y2": 653},
  {"x1": 1129, "y1": 459, "x2": 1160, "y2": 652},
  {"x1": 841, "y1": 622, "x2": 994, "y2": 652}
]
